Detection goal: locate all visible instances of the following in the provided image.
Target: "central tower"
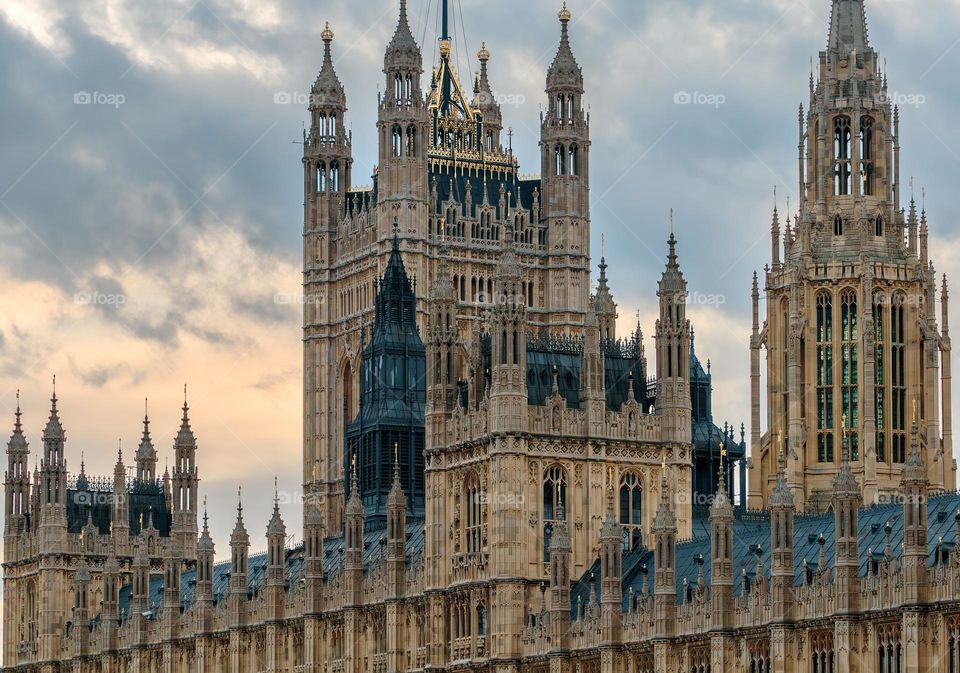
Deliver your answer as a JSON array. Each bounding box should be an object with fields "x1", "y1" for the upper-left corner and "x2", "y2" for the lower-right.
[{"x1": 749, "y1": 0, "x2": 955, "y2": 510}]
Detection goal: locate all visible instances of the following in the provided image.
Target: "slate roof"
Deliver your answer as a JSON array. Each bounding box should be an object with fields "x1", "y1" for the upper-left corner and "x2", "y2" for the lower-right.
[
  {"x1": 574, "y1": 492, "x2": 960, "y2": 609},
  {"x1": 114, "y1": 518, "x2": 427, "y2": 620}
]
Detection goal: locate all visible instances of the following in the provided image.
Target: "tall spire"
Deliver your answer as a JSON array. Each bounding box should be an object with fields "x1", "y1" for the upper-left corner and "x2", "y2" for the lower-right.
[
  {"x1": 658, "y1": 231, "x2": 686, "y2": 295},
  {"x1": 826, "y1": 0, "x2": 871, "y2": 56},
  {"x1": 177, "y1": 383, "x2": 196, "y2": 447},
  {"x1": 385, "y1": 0, "x2": 421, "y2": 70},
  {"x1": 546, "y1": 2, "x2": 583, "y2": 90},
  {"x1": 312, "y1": 22, "x2": 344, "y2": 101},
  {"x1": 8, "y1": 390, "x2": 26, "y2": 453},
  {"x1": 43, "y1": 375, "x2": 63, "y2": 441}
]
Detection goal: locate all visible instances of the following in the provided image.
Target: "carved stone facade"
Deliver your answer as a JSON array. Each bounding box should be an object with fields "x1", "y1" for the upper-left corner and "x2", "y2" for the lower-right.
[{"x1": 4, "y1": 2, "x2": 960, "y2": 673}]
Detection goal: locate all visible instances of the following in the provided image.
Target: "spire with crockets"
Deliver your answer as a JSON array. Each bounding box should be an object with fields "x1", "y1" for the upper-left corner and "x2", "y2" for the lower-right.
[{"x1": 135, "y1": 398, "x2": 157, "y2": 483}]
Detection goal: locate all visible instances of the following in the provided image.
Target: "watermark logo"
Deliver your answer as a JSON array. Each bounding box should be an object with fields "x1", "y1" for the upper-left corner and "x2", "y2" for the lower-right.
[
  {"x1": 476, "y1": 91, "x2": 526, "y2": 108},
  {"x1": 274, "y1": 91, "x2": 331, "y2": 107},
  {"x1": 881, "y1": 91, "x2": 926, "y2": 109},
  {"x1": 74, "y1": 91, "x2": 126, "y2": 109},
  {"x1": 74, "y1": 291, "x2": 126, "y2": 307},
  {"x1": 274, "y1": 292, "x2": 325, "y2": 306},
  {"x1": 475, "y1": 491, "x2": 526, "y2": 507},
  {"x1": 674, "y1": 91, "x2": 726, "y2": 108}
]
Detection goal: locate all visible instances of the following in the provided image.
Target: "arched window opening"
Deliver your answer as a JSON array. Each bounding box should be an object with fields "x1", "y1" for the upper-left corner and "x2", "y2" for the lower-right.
[
  {"x1": 891, "y1": 295, "x2": 907, "y2": 463},
  {"x1": 840, "y1": 290, "x2": 859, "y2": 461},
  {"x1": 874, "y1": 295, "x2": 887, "y2": 462},
  {"x1": 875, "y1": 215, "x2": 883, "y2": 237},
  {"x1": 406, "y1": 126, "x2": 417, "y2": 158},
  {"x1": 392, "y1": 126, "x2": 403, "y2": 157},
  {"x1": 543, "y1": 465, "x2": 567, "y2": 561},
  {"x1": 568, "y1": 145, "x2": 578, "y2": 176},
  {"x1": 834, "y1": 116, "x2": 852, "y2": 195},
  {"x1": 619, "y1": 472, "x2": 643, "y2": 550},
  {"x1": 816, "y1": 292, "x2": 835, "y2": 463},
  {"x1": 330, "y1": 162, "x2": 340, "y2": 193},
  {"x1": 394, "y1": 74, "x2": 403, "y2": 102},
  {"x1": 317, "y1": 162, "x2": 327, "y2": 193},
  {"x1": 464, "y1": 473, "x2": 482, "y2": 554},
  {"x1": 860, "y1": 116, "x2": 874, "y2": 195},
  {"x1": 555, "y1": 145, "x2": 566, "y2": 176},
  {"x1": 834, "y1": 214, "x2": 844, "y2": 237}
]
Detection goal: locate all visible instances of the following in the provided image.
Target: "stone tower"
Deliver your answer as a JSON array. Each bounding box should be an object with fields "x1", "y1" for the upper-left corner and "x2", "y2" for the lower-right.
[
  {"x1": 749, "y1": 0, "x2": 955, "y2": 510},
  {"x1": 655, "y1": 232, "x2": 692, "y2": 443},
  {"x1": 540, "y1": 2, "x2": 591, "y2": 330},
  {"x1": 302, "y1": 19, "x2": 354, "y2": 532},
  {"x1": 171, "y1": 389, "x2": 199, "y2": 559}
]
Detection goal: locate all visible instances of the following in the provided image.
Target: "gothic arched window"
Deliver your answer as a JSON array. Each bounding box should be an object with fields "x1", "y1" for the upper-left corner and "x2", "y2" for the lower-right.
[
  {"x1": 875, "y1": 215, "x2": 884, "y2": 237},
  {"x1": 834, "y1": 115, "x2": 852, "y2": 195},
  {"x1": 555, "y1": 145, "x2": 566, "y2": 176},
  {"x1": 392, "y1": 125, "x2": 403, "y2": 157},
  {"x1": 891, "y1": 294, "x2": 907, "y2": 463},
  {"x1": 543, "y1": 464, "x2": 567, "y2": 562},
  {"x1": 816, "y1": 291, "x2": 834, "y2": 463},
  {"x1": 406, "y1": 126, "x2": 417, "y2": 157},
  {"x1": 834, "y1": 214, "x2": 844, "y2": 237},
  {"x1": 840, "y1": 289, "x2": 859, "y2": 460},
  {"x1": 619, "y1": 472, "x2": 643, "y2": 550},
  {"x1": 568, "y1": 145, "x2": 578, "y2": 176},
  {"x1": 874, "y1": 294, "x2": 887, "y2": 463},
  {"x1": 464, "y1": 472, "x2": 482, "y2": 554},
  {"x1": 860, "y1": 116, "x2": 874, "y2": 195}
]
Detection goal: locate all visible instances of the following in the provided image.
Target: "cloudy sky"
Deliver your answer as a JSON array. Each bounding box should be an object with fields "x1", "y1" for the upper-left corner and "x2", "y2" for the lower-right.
[{"x1": 1, "y1": 0, "x2": 959, "y2": 554}]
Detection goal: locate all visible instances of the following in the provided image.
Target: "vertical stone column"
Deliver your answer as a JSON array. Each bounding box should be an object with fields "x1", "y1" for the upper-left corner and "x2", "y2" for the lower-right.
[
  {"x1": 834, "y1": 619, "x2": 851, "y2": 673},
  {"x1": 902, "y1": 610, "x2": 922, "y2": 673}
]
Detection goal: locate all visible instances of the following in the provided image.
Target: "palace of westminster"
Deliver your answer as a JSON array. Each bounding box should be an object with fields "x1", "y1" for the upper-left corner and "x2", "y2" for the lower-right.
[{"x1": 4, "y1": 0, "x2": 960, "y2": 671}]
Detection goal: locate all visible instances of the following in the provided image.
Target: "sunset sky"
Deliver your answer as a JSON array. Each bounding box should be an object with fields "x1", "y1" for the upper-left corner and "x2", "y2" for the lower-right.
[{"x1": 1, "y1": 0, "x2": 959, "y2": 555}]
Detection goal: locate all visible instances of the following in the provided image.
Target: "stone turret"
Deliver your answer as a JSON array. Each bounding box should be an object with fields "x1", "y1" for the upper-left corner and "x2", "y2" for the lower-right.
[
  {"x1": 196, "y1": 503, "x2": 215, "y2": 633},
  {"x1": 540, "y1": 1, "x2": 591, "y2": 328},
  {"x1": 229, "y1": 489, "x2": 250, "y2": 628},
  {"x1": 344, "y1": 459, "x2": 364, "y2": 607},
  {"x1": 488, "y1": 226, "x2": 527, "y2": 432},
  {"x1": 768, "y1": 440, "x2": 796, "y2": 622},
  {"x1": 303, "y1": 496, "x2": 325, "y2": 615},
  {"x1": 72, "y1": 560, "x2": 91, "y2": 656},
  {"x1": 135, "y1": 399, "x2": 157, "y2": 484},
  {"x1": 599, "y1": 474, "x2": 622, "y2": 645},
  {"x1": 266, "y1": 481, "x2": 287, "y2": 622},
  {"x1": 386, "y1": 460, "x2": 407, "y2": 598},
  {"x1": 652, "y1": 457, "x2": 677, "y2": 638},
  {"x1": 549, "y1": 494, "x2": 572, "y2": 652},
  {"x1": 172, "y1": 387, "x2": 199, "y2": 559},
  {"x1": 5, "y1": 391, "x2": 30, "y2": 554},
  {"x1": 831, "y1": 442, "x2": 860, "y2": 614},
  {"x1": 709, "y1": 452, "x2": 734, "y2": 628},
  {"x1": 902, "y1": 410, "x2": 929, "y2": 605}
]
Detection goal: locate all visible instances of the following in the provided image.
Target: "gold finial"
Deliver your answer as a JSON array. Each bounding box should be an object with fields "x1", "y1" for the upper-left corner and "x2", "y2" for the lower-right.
[
  {"x1": 321, "y1": 21, "x2": 334, "y2": 43},
  {"x1": 478, "y1": 41, "x2": 490, "y2": 62},
  {"x1": 559, "y1": 1, "x2": 571, "y2": 22}
]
